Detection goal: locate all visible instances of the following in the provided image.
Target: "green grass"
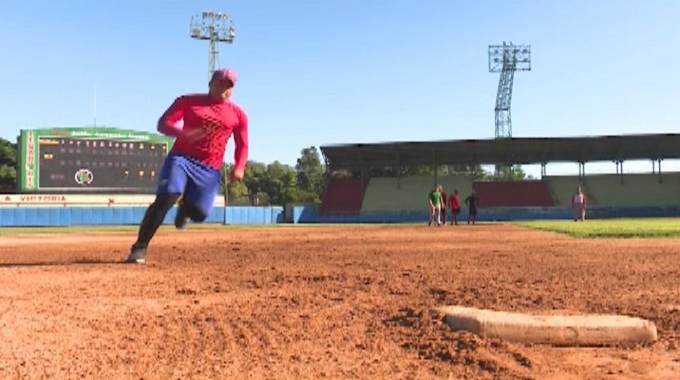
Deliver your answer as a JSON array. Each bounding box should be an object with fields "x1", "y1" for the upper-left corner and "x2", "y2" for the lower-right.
[{"x1": 514, "y1": 218, "x2": 680, "y2": 238}]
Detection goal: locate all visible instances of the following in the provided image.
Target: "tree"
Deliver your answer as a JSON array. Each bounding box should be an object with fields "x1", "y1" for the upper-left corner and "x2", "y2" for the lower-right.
[
  {"x1": 221, "y1": 163, "x2": 249, "y2": 205},
  {"x1": 0, "y1": 138, "x2": 17, "y2": 193},
  {"x1": 295, "y1": 147, "x2": 325, "y2": 202},
  {"x1": 485, "y1": 164, "x2": 530, "y2": 181},
  {"x1": 263, "y1": 161, "x2": 297, "y2": 205},
  {"x1": 243, "y1": 161, "x2": 268, "y2": 205},
  {"x1": 439, "y1": 164, "x2": 489, "y2": 180}
]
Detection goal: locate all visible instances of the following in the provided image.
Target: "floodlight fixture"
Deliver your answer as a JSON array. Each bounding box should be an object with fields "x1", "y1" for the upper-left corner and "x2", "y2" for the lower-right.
[{"x1": 190, "y1": 10, "x2": 236, "y2": 78}]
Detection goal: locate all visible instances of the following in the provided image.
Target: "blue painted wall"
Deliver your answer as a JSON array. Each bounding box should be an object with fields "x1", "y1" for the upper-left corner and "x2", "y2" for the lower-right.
[
  {"x1": 224, "y1": 206, "x2": 284, "y2": 225},
  {"x1": 0, "y1": 205, "x2": 676, "y2": 227},
  {"x1": 0, "y1": 206, "x2": 284, "y2": 227},
  {"x1": 292, "y1": 206, "x2": 680, "y2": 224}
]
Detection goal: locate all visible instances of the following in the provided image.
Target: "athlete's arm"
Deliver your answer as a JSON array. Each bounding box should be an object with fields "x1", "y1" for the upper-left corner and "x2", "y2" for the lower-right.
[
  {"x1": 157, "y1": 96, "x2": 187, "y2": 137},
  {"x1": 230, "y1": 109, "x2": 249, "y2": 181}
]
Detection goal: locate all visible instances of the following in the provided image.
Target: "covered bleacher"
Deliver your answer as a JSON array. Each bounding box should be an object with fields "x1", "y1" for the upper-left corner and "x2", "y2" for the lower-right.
[
  {"x1": 321, "y1": 133, "x2": 680, "y2": 172},
  {"x1": 319, "y1": 133, "x2": 680, "y2": 215}
]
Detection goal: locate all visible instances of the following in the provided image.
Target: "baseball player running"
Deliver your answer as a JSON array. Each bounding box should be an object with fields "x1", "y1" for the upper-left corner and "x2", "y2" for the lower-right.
[{"x1": 126, "y1": 68, "x2": 249, "y2": 264}]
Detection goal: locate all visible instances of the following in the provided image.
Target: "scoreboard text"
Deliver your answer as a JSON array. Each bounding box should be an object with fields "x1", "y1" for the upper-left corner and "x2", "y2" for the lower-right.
[{"x1": 37, "y1": 137, "x2": 168, "y2": 192}]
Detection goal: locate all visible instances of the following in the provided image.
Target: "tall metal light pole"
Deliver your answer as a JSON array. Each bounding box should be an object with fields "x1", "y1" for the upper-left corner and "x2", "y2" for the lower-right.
[
  {"x1": 190, "y1": 10, "x2": 236, "y2": 205},
  {"x1": 190, "y1": 10, "x2": 236, "y2": 80},
  {"x1": 488, "y1": 42, "x2": 531, "y2": 178},
  {"x1": 488, "y1": 42, "x2": 531, "y2": 139}
]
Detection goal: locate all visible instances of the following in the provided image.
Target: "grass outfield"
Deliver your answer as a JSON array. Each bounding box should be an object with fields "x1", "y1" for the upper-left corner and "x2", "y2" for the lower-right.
[{"x1": 514, "y1": 218, "x2": 680, "y2": 238}]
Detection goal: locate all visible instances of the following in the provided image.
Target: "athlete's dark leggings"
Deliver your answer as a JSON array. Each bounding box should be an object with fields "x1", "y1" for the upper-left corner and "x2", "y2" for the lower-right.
[{"x1": 133, "y1": 193, "x2": 209, "y2": 247}]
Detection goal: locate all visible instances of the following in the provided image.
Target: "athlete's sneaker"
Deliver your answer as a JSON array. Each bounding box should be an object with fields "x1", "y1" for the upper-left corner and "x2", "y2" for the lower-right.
[
  {"x1": 174, "y1": 202, "x2": 189, "y2": 230},
  {"x1": 125, "y1": 244, "x2": 147, "y2": 264}
]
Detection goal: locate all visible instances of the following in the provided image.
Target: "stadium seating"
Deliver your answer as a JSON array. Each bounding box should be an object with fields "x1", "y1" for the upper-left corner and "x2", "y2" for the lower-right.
[
  {"x1": 318, "y1": 177, "x2": 368, "y2": 215},
  {"x1": 321, "y1": 172, "x2": 679, "y2": 216},
  {"x1": 544, "y1": 174, "x2": 680, "y2": 207},
  {"x1": 543, "y1": 176, "x2": 586, "y2": 206},
  {"x1": 584, "y1": 173, "x2": 680, "y2": 207},
  {"x1": 360, "y1": 175, "x2": 473, "y2": 214},
  {"x1": 472, "y1": 180, "x2": 554, "y2": 208}
]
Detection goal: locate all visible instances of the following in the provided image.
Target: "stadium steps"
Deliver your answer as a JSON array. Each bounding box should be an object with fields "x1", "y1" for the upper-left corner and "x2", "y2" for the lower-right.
[{"x1": 318, "y1": 177, "x2": 368, "y2": 215}]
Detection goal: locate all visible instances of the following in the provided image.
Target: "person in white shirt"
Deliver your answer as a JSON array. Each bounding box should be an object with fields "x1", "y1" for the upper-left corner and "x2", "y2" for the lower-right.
[{"x1": 571, "y1": 186, "x2": 586, "y2": 222}]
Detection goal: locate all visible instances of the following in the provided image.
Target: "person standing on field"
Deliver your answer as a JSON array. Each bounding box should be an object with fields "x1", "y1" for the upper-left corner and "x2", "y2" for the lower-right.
[
  {"x1": 465, "y1": 189, "x2": 480, "y2": 225},
  {"x1": 428, "y1": 184, "x2": 442, "y2": 226},
  {"x1": 126, "y1": 68, "x2": 249, "y2": 264},
  {"x1": 571, "y1": 186, "x2": 587, "y2": 222},
  {"x1": 439, "y1": 185, "x2": 448, "y2": 225},
  {"x1": 449, "y1": 189, "x2": 461, "y2": 225}
]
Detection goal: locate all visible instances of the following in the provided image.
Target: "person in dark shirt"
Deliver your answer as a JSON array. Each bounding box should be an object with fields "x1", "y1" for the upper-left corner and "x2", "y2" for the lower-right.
[{"x1": 464, "y1": 189, "x2": 480, "y2": 225}]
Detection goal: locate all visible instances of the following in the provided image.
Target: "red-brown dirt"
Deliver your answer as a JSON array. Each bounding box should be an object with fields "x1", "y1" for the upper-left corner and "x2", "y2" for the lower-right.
[{"x1": 1, "y1": 224, "x2": 679, "y2": 380}]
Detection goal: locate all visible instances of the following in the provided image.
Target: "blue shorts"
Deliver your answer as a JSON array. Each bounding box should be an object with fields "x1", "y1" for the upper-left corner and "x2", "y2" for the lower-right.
[{"x1": 157, "y1": 153, "x2": 221, "y2": 216}]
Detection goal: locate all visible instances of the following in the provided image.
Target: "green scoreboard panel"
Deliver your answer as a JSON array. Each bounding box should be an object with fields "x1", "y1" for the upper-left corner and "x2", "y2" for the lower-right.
[{"x1": 18, "y1": 127, "x2": 174, "y2": 193}]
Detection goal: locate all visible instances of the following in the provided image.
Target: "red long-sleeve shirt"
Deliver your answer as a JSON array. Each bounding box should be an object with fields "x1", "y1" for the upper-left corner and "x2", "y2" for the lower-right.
[
  {"x1": 448, "y1": 193, "x2": 460, "y2": 209},
  {"x1": 157, "y1": 94, "x2": 249, "y2": 171}
]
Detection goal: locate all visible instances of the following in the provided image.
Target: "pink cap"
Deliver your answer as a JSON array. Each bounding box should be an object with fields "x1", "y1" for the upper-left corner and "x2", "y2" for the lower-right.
[{"x1": 211, "y1": 68, "x2": 238, "y2": 84}]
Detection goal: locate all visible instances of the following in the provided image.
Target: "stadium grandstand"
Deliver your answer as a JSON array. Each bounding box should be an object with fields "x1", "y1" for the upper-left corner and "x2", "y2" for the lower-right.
[{"x1": 318, "y1": 133, "x2": 680, "y2": 221}]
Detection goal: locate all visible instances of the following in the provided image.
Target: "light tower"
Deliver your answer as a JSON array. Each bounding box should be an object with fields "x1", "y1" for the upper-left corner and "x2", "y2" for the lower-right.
[
  {"x1": 488, "y1": 42, "x2": 531, "y2": 139},
  {"x1": 190, "y1": 10, "x2": 236, "y2": 79}
]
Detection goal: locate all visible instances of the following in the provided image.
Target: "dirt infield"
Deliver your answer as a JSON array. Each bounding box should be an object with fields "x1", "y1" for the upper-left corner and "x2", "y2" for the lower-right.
[{"x1": 1, "y1": 224, "x2": 679, "y2": 380}]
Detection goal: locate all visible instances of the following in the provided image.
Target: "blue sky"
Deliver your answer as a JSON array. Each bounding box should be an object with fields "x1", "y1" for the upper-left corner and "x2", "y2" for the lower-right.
[{"x1": 1, "y1": 0, "x2": 678, "y2": 176}]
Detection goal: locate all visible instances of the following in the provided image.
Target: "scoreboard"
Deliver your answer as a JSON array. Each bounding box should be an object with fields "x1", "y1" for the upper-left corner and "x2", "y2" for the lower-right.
[{"x1": 18, "y1": 127, "x2": 174, "y2": 193}]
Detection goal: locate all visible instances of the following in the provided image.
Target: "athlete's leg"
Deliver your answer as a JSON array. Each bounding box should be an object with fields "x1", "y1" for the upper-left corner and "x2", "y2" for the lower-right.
[
  {"x1": 180, "y1": 159, "x2": 221, "y2": 225},
  {"x1": 127, "y1": 154, "x2": 187, "y2": 263},
  {"x1": 134, "y1": 193, "x2": 181, "y2": 244}
]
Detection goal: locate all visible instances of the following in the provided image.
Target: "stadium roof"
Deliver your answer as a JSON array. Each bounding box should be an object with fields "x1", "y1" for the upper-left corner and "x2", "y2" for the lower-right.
[{"x1": 320, "y1": 133, "x2": 680, "y2": 171}]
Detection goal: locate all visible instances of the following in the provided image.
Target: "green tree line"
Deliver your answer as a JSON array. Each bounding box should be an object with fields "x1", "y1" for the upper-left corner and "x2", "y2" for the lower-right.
[
  {"x1": 340, "y1": 164, "x2": 532, "y2": 182},
  {"x1": 0, "y1": 138, "x2": 17, "y2": 193},
  {"x1": 221, "y1": 146, "x2": 326, "y2": 205}
]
